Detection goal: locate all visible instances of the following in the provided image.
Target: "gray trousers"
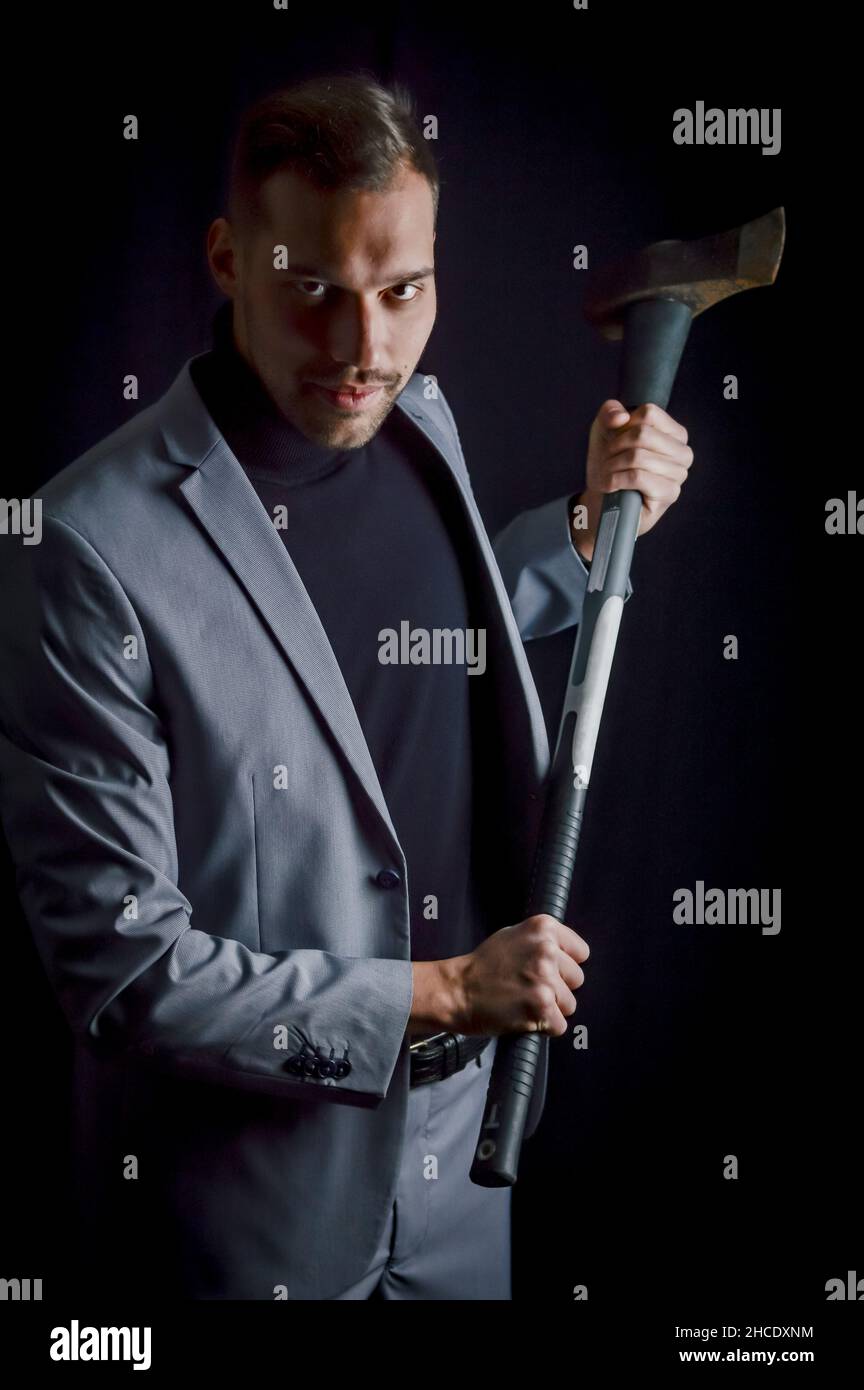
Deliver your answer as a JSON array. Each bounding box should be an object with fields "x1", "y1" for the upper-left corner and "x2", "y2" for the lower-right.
[{"x1": 334, "y1": 1037, "x2": 512, "y2": 1299}]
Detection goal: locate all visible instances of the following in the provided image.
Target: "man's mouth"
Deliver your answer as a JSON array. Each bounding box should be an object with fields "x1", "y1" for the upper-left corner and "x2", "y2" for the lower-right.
[{"x1": 305, "y1": 382, "x2": 385, "y2": 411}]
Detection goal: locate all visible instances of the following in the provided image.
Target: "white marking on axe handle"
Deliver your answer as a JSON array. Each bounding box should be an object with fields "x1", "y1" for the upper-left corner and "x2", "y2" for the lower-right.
[{"x1": 570, "y1": 596, "x2": 625, "y2": 787}]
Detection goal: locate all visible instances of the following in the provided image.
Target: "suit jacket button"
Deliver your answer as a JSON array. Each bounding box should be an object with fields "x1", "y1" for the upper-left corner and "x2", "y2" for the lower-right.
[
  {"x1": 375, "y1": 868, "x2": 401, "y2": 889},
  {"x1": 333, "y1": 1058, "x2": 351, "y2": 1079},
  {"x1": 317, "y1": 1057, "x2": 336, "y2": 1077},
  {"x1": 284, "y1": 1056, "x2": 304, "y2": 1075}
]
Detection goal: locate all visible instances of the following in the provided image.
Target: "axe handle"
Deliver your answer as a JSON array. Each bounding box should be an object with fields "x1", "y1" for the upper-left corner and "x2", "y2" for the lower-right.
[{"x1": 470, "y1": 298, "x2": 693, "y2": 1188}]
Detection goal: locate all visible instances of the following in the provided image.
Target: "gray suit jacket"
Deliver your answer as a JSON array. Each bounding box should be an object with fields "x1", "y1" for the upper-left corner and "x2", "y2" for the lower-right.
[{"x1": 0, "y1": 356, "x2": 628, "y2": 1299}]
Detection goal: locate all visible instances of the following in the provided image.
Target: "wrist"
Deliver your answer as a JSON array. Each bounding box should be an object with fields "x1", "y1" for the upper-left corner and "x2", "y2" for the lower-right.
[
  {"x1": 438, "y1": 954, "x2": 469, "y2": 1032},
  {"x1": 408, "y1": 956, "x2": 468, "y2": 1036}
]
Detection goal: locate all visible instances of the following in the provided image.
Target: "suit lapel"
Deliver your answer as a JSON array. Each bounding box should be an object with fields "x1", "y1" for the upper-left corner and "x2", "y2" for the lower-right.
[
  {"x1": 394, "y1": 380, "x2": 549, "y2": 782},
  {"x1": 167, "y1": 360, "x2": 399, "y2": 846}
]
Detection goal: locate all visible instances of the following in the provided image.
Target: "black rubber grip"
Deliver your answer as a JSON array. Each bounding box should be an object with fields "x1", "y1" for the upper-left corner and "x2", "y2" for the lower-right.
[{"x1": 470, "y1": 761, "x2": 586, "y2": 1186}]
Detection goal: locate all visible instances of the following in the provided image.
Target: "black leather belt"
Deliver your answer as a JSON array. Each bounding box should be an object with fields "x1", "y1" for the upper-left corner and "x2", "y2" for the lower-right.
[{"x1": 408, "y1": 1031, "x2": 491, "y2": 1086}]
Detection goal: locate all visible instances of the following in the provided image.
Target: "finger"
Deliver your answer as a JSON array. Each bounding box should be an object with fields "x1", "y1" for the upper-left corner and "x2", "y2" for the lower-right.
[
  {"x1": 558, "y1": 950, "x2": 585, "y2": 992},
  {"x1": 626, "y1": 402, "x2": 689, "y2": 444},
  {"x1": 607, "y1": 470, "x2": 684, "y2": 502},
  {"x1": 616, "y1": 480, "x2": 691, "y2": 514},
  {"x1": 604, "y1": 454, "x2": 690, "y2": 490},
  {"x1": 554, "y1": 979, "x2": 579, "y2": 1018},
  {"x1": 556, "y1": 923, "x2": 590, "y2": 963},
  {"x1": 523, "y1": 984, "x2": 568, "y2": 1036},
  {"x1": 606, "y1": 424, "x2": 694, "y2": 467},
  {"x1": 541, "y1": 1003, "x2": 571, "y2": 1038},
  {"x1": 599, "y1": 399, "x2": 631, "y2": 434}
]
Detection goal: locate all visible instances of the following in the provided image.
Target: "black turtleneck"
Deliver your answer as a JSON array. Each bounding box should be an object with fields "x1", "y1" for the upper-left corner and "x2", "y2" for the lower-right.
[{"x1": 190, "y1": 304, "x2": 487, "y2": 964}]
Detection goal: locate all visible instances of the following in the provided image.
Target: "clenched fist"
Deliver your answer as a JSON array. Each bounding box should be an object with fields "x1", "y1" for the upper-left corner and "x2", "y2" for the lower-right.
[
  {"x1": 449, "y1": 914, "x2": 590, "y2": 1038},
  {"x1": 571, "y1": 399, "x2": 694, "y2": 562}
]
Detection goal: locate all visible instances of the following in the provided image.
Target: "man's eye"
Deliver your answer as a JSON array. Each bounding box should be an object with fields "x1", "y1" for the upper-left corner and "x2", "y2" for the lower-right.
[
  {"x1": 294, "y1": 281, "x2": 327, "y2": 299},
  {"x1": 390, "y1": 283, "x2": 420, "y2": 302}
]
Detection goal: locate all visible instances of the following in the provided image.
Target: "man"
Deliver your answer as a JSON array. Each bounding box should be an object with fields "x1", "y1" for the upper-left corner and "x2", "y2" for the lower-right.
[{"x1": 0, "y1": 73, "x2": 693, "y2": 1300}]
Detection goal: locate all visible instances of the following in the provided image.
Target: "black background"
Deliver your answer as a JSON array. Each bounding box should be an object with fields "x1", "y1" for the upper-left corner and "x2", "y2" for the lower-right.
[{"x1": 2, "y1": 0, "x2": 858, "y2": 1353}]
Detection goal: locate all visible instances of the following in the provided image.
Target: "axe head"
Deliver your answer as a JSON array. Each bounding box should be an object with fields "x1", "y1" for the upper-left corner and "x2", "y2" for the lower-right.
[{"x1": 584, "y1": 206, "x2": 786, "y2": 340}]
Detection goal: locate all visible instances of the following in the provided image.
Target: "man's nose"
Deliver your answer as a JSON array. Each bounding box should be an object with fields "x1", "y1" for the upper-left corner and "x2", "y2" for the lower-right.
[{"x1": 326, "y1": 296, "x2": 385, "y2": 372}]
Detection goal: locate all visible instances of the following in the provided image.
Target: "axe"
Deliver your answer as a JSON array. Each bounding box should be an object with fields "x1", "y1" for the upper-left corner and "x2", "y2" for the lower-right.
[{"x1": 470, "y1": 206, "x2": 786, "y2": 1188}]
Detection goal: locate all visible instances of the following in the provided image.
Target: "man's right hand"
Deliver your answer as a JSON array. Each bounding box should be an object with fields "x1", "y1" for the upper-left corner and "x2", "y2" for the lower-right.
[{"x1": 431, "y1": 914, "x2": 589, "y2": 1038}]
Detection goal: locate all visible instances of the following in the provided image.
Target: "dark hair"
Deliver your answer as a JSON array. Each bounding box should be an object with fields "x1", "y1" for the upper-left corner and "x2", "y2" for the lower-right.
[{"x1": 227, "y1": 70, "x2": 440, "y2": 237}]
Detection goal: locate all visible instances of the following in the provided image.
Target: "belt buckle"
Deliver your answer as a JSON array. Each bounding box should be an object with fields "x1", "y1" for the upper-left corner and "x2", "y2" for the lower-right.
[{"x1": 408, "y1": 1030, "x2": 449, "y2": 1054}]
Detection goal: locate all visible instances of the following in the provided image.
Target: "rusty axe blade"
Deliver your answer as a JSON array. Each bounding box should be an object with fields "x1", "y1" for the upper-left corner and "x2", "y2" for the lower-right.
[{"x1": 584, "y1": 205, "x2": 786, "y2": 340}]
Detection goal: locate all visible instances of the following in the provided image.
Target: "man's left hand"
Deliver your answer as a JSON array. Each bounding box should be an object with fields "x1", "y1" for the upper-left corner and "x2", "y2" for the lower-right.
[{"x1": 571, "y1": 400, "x2": 694, "y2": 561}]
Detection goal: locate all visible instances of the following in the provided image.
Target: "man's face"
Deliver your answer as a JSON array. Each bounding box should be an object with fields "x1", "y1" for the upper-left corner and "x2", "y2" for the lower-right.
[{"x1": 207, "y1": 163, "x2": 437, "y2": 449}]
